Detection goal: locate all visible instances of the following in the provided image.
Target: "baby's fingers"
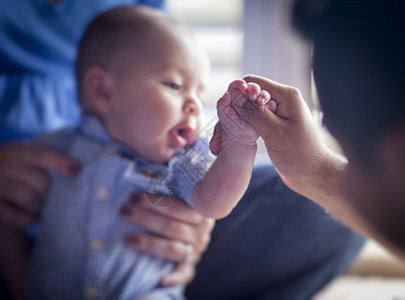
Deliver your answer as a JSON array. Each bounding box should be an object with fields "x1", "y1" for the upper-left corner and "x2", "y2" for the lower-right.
[
  {"x1": 257, "y1": 90, "x2": 277, "y2": 112},
  {"x1": 266, "y1": 99, "x2": 278, "y2": 113},
  {"x1": 245, "y1": 82, "x2": 261, "y2": 100},
  {"x1": 227, "y1": 79, "x2": 247, "y2": 92},
  {"x1": 216, "y1": 92, "x2": 231, "y2": 112},
  {"x1": 257, "y1": 90, "x2": 271, "y2": 106}
]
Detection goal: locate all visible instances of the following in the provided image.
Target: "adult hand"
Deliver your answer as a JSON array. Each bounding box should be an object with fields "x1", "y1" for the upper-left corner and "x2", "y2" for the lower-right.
[
  {"x1": 0, "y1": 142, "x2": 80, "y2": 229},
  {"x1": 119, "y1": 193, "x2": 215, "y2": 286},
  {"x1": 236, "y1": 75, "x2": 338, "y2": 195}
]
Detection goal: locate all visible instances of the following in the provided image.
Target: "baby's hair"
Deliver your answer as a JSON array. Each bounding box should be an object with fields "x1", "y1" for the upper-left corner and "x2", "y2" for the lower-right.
[{"x1": 75, "y1": 5, "x2": 183, "y2": 102}]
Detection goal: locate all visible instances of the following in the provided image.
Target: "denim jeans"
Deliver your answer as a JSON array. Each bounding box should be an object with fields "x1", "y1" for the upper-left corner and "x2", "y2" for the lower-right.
[{"x1": 186, "y1": 163, "x2": 365, "y2": 300}]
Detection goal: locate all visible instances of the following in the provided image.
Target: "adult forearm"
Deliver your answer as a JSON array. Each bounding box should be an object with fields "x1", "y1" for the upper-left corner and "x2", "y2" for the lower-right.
[
  {"x1": 303, "y1": 150, "x2": 405, "y2": 259},
  {"x1": 286, "y1": 149, "x2": 362, "y2": 228},
  {"x1": 285, "y1": 148, "x2": 388, "y2": 246}
]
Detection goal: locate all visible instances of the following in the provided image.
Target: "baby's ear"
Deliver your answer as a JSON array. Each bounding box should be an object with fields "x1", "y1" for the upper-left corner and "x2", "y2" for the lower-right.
[{"x1": 83, "y1": 66, "x2": 113, "y2": 115}]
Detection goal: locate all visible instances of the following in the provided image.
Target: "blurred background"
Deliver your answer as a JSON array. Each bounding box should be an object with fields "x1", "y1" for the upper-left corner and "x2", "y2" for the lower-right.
[{"x1": 167, "y1": 0, "x2": 311, "y2": 109}]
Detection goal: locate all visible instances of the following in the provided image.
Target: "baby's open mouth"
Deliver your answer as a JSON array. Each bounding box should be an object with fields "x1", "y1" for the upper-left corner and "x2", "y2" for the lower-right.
[{"x1": 170, "y1": 125, "x2": 196, "y2": 148}]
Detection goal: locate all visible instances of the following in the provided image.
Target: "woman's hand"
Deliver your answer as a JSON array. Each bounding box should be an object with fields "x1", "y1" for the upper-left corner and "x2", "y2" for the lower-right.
[
  {"x1": 0, "y1": 142, "x2": 80, "y2": 228},
  {"x1": 119, "y1": 193, "x2": 215, "y2": 286}
]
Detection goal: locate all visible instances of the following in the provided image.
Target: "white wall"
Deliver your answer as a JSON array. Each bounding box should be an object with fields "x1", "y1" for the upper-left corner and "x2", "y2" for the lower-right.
[{"x1": 243, "y1": 0, "x2": 312, "y2": 107}]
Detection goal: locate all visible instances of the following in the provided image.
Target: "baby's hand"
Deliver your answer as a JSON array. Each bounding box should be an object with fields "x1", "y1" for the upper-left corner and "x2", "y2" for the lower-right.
[{"x1": 217, "y1": 79, "x2": 274, "y2": 145}]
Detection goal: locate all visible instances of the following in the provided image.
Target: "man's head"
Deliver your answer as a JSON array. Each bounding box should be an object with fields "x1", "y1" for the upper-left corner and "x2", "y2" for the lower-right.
[
  {"x1": 293, "y1": 0, "x2": 405, "y2": 248},
  {"x1": 76, "y1": 5, "x2": 210, "y2": 163}
]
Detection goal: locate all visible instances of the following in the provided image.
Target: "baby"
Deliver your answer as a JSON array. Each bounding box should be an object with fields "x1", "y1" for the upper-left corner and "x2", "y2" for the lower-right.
[{"x1": 24, "y1": 5, "x2": 273, "y2": 300}]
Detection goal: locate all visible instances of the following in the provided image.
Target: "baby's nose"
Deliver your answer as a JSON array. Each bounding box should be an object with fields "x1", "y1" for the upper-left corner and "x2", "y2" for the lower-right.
[{"x1": 183, "y1": 99, "x2": 200, "y2": 116}]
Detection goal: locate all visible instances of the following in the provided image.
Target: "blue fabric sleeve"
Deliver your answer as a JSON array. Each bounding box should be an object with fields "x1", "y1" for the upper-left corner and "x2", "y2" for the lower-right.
[{"x1": 0, "y1": 0, "x2": 164, "y2": 141}]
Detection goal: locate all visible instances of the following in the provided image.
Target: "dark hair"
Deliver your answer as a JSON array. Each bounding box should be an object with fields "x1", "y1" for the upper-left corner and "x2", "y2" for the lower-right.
[
  {"x1": 292, "y1": 0, "x2": 405, "y2": 166},
  {"x1": 75, "y1": 5, "x2": 177, "y2": 101}
]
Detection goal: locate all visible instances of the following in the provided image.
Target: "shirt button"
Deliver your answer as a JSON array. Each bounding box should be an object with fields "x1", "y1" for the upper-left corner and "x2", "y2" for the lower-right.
[
  {"x1": 85, "y1": 287, "x2": 98, "y2": 299},
  {"x1": 91, "y1": 239, "x2": 103, "y2": 251},
  {"x1": 97, "y1": 187, "x2": 108, "y2": 199}
]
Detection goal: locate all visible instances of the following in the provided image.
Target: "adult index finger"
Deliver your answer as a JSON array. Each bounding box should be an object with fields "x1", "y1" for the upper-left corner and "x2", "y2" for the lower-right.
[
  {"x1": 17, "y1": 144, "x2": 80, "y2": 177},
  {"x1": 244, "y1": 74, "x2": 310, "y2": 122},
  {"x1": 243, "y1": 74, "x2": 293, "y2": 103}
]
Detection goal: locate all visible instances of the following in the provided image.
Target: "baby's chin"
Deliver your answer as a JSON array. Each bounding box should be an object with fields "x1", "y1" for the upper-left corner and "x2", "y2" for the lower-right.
[{"x1": 143, "y1": 147, "x2": 181, "y2": 164}]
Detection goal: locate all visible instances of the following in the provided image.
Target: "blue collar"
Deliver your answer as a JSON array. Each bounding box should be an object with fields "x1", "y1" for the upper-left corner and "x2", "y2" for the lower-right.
[{"x1": 78, "y1": 114, "x2": 175, "y2": 177}]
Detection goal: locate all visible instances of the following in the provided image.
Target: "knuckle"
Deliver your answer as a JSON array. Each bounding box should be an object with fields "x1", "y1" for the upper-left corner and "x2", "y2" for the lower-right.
[
  {"x1": 130, "y1": 233, "x2": 153, "y2": 251},
  {"x1": 193, "y1": 229, "x2": 211, "y2": 252},
  {"x1": 140, "y1": 235, "x2": 154, "y2": 250},
  {"x1": 13, "y1": 186, "x2": 40, "y2": 213},
  {"x1": 165, "y1": 220, "x2": 183, "y2": 236},
  {"x1": 189, "y1": 213, "x2": 203, "y2": 225},
  {"x1": 167, "y1": 242, "x2": 184, "y2": 261},
  {"x1": 243, "y1": 74, "x2": 254, "y2": 82},
  {"x1": 200, "y1": 217, "x2": 215, "y2": 233},
  {"x1": 288, "y1": 86, "x2": 302, "y2": 98}
]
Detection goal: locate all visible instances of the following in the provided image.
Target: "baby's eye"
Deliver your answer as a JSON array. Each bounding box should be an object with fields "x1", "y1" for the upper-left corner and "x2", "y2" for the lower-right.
[{"x1": 163, "y1": 82, "x2": 181, "y2": 91}]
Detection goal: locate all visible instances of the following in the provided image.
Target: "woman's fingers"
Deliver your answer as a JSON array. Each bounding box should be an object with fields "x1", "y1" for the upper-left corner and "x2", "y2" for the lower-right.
[
  {"x1": 0, "y1": 201, "x2": 36, "y2": 228},
  {"x1": 120, "y1": 193, "x2": 214, "y2": 251},
  {"x1": 159, "y1": 262, "x2": 196, "y2": 287},
  {"x1": 0, "y1": 180, "x2": 42, "y2": 214},
  {"x1": 244, "y1": 74, "x2": 291, "y2": 102},
  {"x1": 245, "y1": 82, "x2": 261, "y2": 100},
  {"x1": 125, "y1": 232, "x2": 202, "y2": 264},
  {"x1": 0, "y1": 142, "x2": 81, "y2": 229},
  {"x1": 17, "y1": 143, "x2": 80, "y2": 177},
  {"x1": 128, "y1": 193, "x2": 207, "y2": 225},
  {"x1": 120, "y1": 193, "x2": 214, "y2": 288},
  {"x1": 3, "y1": 142, "x2": 80, "y2": 177},
  {"x1": 227, "y1": 79, "x2": 247, "y2": 91}
]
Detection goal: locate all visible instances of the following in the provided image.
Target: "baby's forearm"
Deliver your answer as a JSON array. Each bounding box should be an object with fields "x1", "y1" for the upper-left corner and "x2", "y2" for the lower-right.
[{"x1": 193, "y1": 141, "x2": 257, "y2": 219}]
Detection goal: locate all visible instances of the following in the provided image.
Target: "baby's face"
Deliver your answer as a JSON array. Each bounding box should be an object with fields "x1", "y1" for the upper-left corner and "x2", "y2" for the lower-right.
[{"x1": 105, "y1": 30, "x2": 210, "y2": 163}]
